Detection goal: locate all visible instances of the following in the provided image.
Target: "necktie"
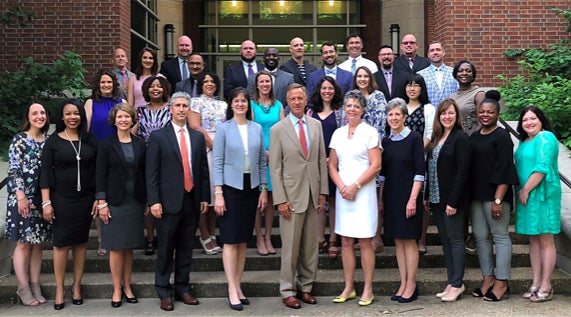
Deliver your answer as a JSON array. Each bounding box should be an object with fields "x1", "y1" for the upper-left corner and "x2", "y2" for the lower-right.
[
  {"x1": 179, "y1": 128, "x2": 193, "y2": 192},
  {"x1": 191, "y1": 79, "x2": 198, "y2": 97},
  {"x1": 248, "y1": 64, "x2": 255, "y2": 78},
  {"x1": 298, "y1": 119, "x2": 308, "y2": 158},
  {"x1": 297, "y1": 64, "x2": 307, "y2": 81},
  {"x1": 351, "y1": 58, "x2": 357, "y2": 74},
  {"x1": 408, "y1": 58, "x2": 414, "y2": 69},
  {"x1": 120, "y1": 70, "x2": 128, "y2": 90},
  {"x1": 385, "y1": 71, "x2": 392, "y2": 94},
  {"x1": 182, "y1": 60, "x2": 189, "y2": 81},
  {"x1": 435, "y1": 68, "x2": 443, "y2": 89},
  {"x1": 325, "y1": 68, "x2": 336, "y2": 77}
]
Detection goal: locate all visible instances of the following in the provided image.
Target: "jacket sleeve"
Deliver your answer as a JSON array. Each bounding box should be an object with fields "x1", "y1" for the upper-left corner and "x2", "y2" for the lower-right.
[{"x1": 447, "y1": 131, "x2": 470, "y2": 208}]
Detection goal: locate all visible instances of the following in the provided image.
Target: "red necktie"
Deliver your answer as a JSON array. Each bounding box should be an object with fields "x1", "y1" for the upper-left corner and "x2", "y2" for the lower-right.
[
  {"x1": 298, "y1": 119, "x2": 308, "y2": 158},
  {"x1": 179, "y1": 128, "x2": 193, "y2": 192},
  {"x1": 120, "y1": 70, "x2": 128, "y2": 90}
]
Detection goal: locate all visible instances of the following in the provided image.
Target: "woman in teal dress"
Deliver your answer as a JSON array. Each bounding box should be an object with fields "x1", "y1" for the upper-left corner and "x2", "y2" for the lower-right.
[
  {"x1": 250, "y1": 70, "x2": 284, "y2": 255},
  {"x1": 514, "y1": 106, "x2": 561, "y2": 303}
]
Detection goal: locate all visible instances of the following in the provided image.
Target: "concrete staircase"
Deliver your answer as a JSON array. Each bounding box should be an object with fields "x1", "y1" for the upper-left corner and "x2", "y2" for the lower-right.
[{"x1": 1, "y1": 222, "x2": 570, "y2": 303}]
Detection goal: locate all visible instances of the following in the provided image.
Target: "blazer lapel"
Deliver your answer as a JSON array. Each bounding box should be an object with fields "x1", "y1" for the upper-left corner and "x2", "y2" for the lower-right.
[
  {"x1": 109, "y1": 134, "x2": 128, "y2": 169},
  {"x1": 283, "y1": 118, "x2": 306, "y2": 160},
  {"x1": 166, "y1": 125, "x2": 183, "y2": 165}
]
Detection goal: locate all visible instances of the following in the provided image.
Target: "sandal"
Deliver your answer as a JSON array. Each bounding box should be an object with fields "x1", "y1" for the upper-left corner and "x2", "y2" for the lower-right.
[
  {"x1": 256, "y1": 237, "x2": 268, "y2": 256},
  {"x1": 318, "y1": 240, "x2": 328, "y2": 254},
  {"x1": 328, "y1": 241, "x2": 340, "y2": 259},
  {"x1": 530, "y1": 288, "x2": 553, "y2": 303},
  {"x1": 210, "y1": 235, "x2": 222, "y2": 253},
  {"x1": 372, "y1": 240, "x2": 384, "y2": 253},
  {"x1": 522, "y1": 285, "x2": 539, "y2": 299},
  {"x1": 29, "y1": 282, "x2": 47, "y2": 304},
  {"x1": 97, "y1": 248, "x2": 107, "y2": 256},
  {"x1": 199, "y1": 237, "x2": 218, "y2": 255},
  {"x1": 483, "y1": 280, "x2": 509, "y2": 302},
  {"x1": 17, "y1": 284, "x2": 39, "y2": 306},
  {"x1": 472, "y1": 276, "x2": 495, "y2": 298},
  {"x1": 145, "y1": 240, "x2": 155, "y2": 256}
]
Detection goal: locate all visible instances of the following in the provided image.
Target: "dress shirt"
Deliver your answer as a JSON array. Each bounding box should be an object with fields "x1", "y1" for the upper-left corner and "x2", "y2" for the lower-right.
[
  {"x1": 179, "y1": 57, "x2": 189, "y2": 81},
  {"x1": 172, "y1": 122, "x2": 192, "y2": 167},
  {"x1": 242, "y1": 60, "x2": 259, "y2": 79},
  {"x1": 288, "y1": 113, "x2": 310, "y2": 152},
  {"x1": 324, "y1": 66, "x2": 337, "y2": 79},
  {"x1": 339, "y1": 55, "x2": 379, "y2": 74}
]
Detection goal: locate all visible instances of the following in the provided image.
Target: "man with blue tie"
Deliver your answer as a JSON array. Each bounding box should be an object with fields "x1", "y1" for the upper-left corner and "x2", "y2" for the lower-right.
[
  {"x1": 306, "y1": 42, "x2": 353, "y2": 100},
  {"x1": 159, "y1": 36, "x2": 193, "y2": 91},
  {"x1": 417, "y1": 42, "x2": 459, "y2": 107},
  {"x1": 338, "y1": 33, "x2": 378, "y2": 75}
]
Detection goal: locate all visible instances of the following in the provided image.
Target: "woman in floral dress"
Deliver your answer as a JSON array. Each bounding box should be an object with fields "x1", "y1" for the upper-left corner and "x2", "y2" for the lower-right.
[{"x1": 5, "y1": 102, "x2": 51, "y2": 306}]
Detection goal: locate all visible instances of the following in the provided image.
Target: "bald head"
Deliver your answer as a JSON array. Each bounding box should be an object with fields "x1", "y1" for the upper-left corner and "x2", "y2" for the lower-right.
[
  {"x1": 240, "y1": 40, "x2": 257, "y2": 63},
  {"x1": 112, "y1": 48, "x2": 128, "y2": 70},
  {"x1": 289, "y1": 37, "x2": 305, "y2": 62},
  {"x1": 177, "y1": 36, "x2": 193, "y2": 60}
]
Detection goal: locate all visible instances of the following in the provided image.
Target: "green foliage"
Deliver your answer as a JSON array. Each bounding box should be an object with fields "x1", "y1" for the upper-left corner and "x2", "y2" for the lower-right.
[
  {"x1": 498, "y1": 8, "x2": 571, "y2": 148},
  {"x1": 0, "y1": 51, "x2": 88, "y2": 155},
  {"x1": 0, "y1": 2, "x2": 33, "y2": 26}
]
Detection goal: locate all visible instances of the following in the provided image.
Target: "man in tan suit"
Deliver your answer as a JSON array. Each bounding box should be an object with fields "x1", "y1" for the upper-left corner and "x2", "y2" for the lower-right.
[{"x1": 270, "y1": 83, "x2": 328, "y2": 309}]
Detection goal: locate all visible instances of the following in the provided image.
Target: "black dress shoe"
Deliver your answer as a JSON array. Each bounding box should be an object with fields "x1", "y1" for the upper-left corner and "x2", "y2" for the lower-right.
[
  {"x1": 111, "y1": 300, "x2": 122, "y2": 308},
  {"x1": 53, "y1": 302, "x2": 65, "y2": 310},
  {"x1": 122, "y1": 288, "x2": 139, "y2": 303},
  {"x1": 390, "y1": 294, "x2": 401, "y2": 301},
  {"x1": 228, "y1": 297, "x2": 243, "y2": 311},
  {"x1": 239, "y1": 297, "x2": 250, "y2": 305},
  {"x1": 71, "y1": 285, "x2": 83, "y2": 305}
]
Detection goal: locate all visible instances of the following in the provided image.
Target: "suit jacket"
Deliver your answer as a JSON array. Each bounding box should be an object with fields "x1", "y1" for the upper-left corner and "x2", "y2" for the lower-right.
[
  {"x1": 306, "y1": 68, "x2": 353, "y2": 99},
  {"x1": 212, "y1": 119, "x2": 267, "y2": 189},
  {"x1": 269, "y1": 115, "x2": 328, "y2": 212},
  {"x1": 425, "y1": 127, "x2": 471, "y2": 210},
  {"x1": 373, "y1": 69, "x2": 408, "y2": 101},
  {"x1": 175, "y1": 77, "x2": 200, "y2": 98},
  {"x1": 417, "y1": 64, "x2": 459, "y2": 107},
  {"x1": 279, "y1": 58, "x2": 317, "y2": 86},
  {"x1": 223, "y1": 60, "x2": 264, "y2": 100},
  {"x1": 146, "y1": 123, "x2": 210, "y2": 214},
  {"x1": 160, "y1": 57, "x2": 183, "y2": 92},
  {"x1": 393, "y1": 55, "x2": 431, "y2": 76},
  {"x1": 111, "y1": 68, "x2": 135, "y2": 100},
  {"x1": 95, "y1": 133, "x2": 146, "y2": 205},
  {"x1": 247, "y1": 69, "x2": 294, "y2": 106}
]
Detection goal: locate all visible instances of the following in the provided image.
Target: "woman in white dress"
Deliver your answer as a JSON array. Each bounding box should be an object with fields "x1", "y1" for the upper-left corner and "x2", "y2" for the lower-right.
[{"x1": 328, "y1": 90, "x2": 382, "y2": 306}]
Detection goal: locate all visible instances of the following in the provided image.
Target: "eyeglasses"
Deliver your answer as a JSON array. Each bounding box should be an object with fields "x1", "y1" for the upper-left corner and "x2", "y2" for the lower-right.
[
  {"x1": 188, "y1": 62, "x2": 203, "y2": 66},
  {"x1": 402, "y1": 41, "x2": 417, "y2": 45},
  {"x1": 406, "y1": 83, "x2": 421, "y2": 88},
  {"x1": 378, "y1": 53, "x2": 393, "y2": 56}
]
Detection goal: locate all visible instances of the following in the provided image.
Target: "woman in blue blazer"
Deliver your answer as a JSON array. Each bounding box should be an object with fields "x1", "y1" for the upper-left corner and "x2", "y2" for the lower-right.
[{"x1": 212, "y1": 87, "x2": 268, "y2": 311}]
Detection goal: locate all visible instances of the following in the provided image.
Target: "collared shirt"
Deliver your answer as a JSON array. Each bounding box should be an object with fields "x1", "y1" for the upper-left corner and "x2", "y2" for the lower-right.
[
  {"x1": 178, "y1": 57, "x2": 188, "y2": 81},
  {"x1": 172, "y1": 122, "x2": 192, "y2": 165},
  {"x1": 417, "y1": 64, "x2": 459, "y2": 107},
  {"x1": 242, "y1": 60, "x2": 259, "y2": 78},
  {"x1": 379, "y1": 126, "x2": 425, "y2": 183},
  {"x1": 113, "y1": 67, "x2": 129, "y2": 83},
  {"x1": 339, "y1": 55, "x2": 379, "y2": 74},
  {"x1": 288, "y1": 113, "x2": 310, "y2": 152},
  {"x1": 324, "y1": 66, "x2": 338, "y2": 79}
]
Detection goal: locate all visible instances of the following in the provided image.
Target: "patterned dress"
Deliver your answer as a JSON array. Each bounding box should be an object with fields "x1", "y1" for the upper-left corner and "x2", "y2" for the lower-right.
[
  {"x1": 136, "y1": 104, "x2": 172, "y2": 143},
  {"x1": 5, "y1": 132, "x2": 51, "y2": 243}
]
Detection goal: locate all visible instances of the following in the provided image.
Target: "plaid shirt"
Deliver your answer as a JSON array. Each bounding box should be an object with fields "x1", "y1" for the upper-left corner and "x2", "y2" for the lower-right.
[{"x1": 418, "y1": 64, "x2": 459, "y2": 107}]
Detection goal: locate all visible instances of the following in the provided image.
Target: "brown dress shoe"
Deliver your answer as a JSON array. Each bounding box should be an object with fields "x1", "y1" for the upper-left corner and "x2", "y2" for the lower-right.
[
  {"x1": 282, "y1": 296, "x2": 301, "y2": 309},
  {"x1": 160, "y1": 298, "x2": 174, "y2": 311},
  {"x1": 296, "y1": 291, "x2": 317, "y2": 304},
  {"x1": 175, "y1": 293, "x2": 199, "y2": 305}
]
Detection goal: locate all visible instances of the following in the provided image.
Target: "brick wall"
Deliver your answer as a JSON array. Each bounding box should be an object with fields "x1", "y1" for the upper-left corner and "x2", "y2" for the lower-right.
[
  {"x1": 0, "y1": 0, "x2": 131, "y2": 76},
  {"x1": 432, "y1": 0, "x2": 571, "y2": 87}
]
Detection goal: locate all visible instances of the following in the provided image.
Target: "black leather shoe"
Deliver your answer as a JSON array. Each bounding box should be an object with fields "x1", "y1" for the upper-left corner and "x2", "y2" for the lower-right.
[
  {"x1": 228, "y1": 297, "x2": 243, "y2": 311},
  {"x1": 53, "y1": 302, "x2": 65, "y2": 310},
  {"x1": 239, "y1": 297, "x2": 250, "y2": 305},
  {"x1": 111, "y1": 300, "x2": 122, "y2": 308},
  {"x1": 122, "y1": 288, "x2": 138, "y2": 303}
]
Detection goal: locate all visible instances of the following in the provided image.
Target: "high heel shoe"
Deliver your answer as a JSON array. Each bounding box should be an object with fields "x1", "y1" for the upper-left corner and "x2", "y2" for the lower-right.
[
  {"x1": 71, "y1": 285, "x2": 83, "y2": 305},
  {"x1": 472, "y1": 276, "x2": 495, "y2": 297},
  {"x1": 122, "y1": 287, "x2": 139, "y2": 304},
  {"x1": 239, "y1": 297, "x2": 250, "y2": 305},
  {"x1": 199, "y1": 237, "x2": 218, "y2": 255},
  {"x1": 530, "y1": 288, "x2": 553, "y2": 303},
  {"x1": 53, "y1": 302, "x2": 65, "y2": 310},
  {"x1": 333, "y1": 290, "x2": 356, "y2": 303},
  {"x1": 111, "y1": 300, "x2": 122, "y2": 308},
  {"x1": 398, "y1": 287, "x2": 419, "y2": 303},
  {"x1": 29, "y1": 282, "x2": 47, "y2": 304},
  {"x1": 441, "y1": 284, "x2": 465, "y2": 302},
  {"x1": 483, "y1": 280, "x2": 509, "y2": 302},
  {"x1": 16, "y1": 284, "x2": 39, "y2": 306},
  {"x1": 210, "y1": 235, "x2": 222, "y2": 253},
  {"x1": 522, "y1": 285, "x2": 539, "y2": 299},
  {"x1": 228, "y1": 296, "x2": 243, "y2": 311}
]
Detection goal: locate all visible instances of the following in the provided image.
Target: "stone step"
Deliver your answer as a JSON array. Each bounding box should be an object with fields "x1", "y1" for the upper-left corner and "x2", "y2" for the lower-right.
[
  {"x1": 37, "y1": 244, "x2": 533, "y2": 274},
  {"x1": 41, "y1": 225, "x2": 530, "y2": 250},
  {"x1": 1, "y1": 267, "x2": 569, "y2": 303}
]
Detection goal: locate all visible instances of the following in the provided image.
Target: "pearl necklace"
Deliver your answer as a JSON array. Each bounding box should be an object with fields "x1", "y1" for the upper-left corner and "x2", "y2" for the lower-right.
[{"x1": 64, "y1": 129, "x2": 82, "y2": 191}]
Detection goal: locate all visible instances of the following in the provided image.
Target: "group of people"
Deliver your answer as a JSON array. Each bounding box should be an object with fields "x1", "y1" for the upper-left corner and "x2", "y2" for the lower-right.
[{"x1": 4, "y1": 31, "x2": 561, "y2": 312}]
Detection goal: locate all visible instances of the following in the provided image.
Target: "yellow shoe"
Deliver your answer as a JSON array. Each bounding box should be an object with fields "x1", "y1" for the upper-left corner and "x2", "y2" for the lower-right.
[
  {"x1": 358, "y1": 295, "x2": 375, "y2": 306},
  {"x1": 333, "y1": 290, "x2": 356, "y2": 303}
]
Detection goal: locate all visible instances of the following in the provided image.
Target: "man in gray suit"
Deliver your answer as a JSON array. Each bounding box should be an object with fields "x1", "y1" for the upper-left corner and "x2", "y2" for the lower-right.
[
  {"x1": 111, "y1": 47, "x2": 134, "y2": 100},
  {"x1": 270, "y1": 84, "x2": 328, "y2": 309},
  {"x1": 248, "y1": 47, "x2": 294, "y2": 112}
]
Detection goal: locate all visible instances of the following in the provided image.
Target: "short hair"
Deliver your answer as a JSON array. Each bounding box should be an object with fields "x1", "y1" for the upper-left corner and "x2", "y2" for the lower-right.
[
  {"x1": 55, "y1": 99, "x2": 88, "y2": 135},
  {"x1": 108, "y1": 102, "x2": 138, "y2": 127},
  {"x1": 170, "y1": 91, "x2": 192, "y2": 105},
  {"x1": 287, "y1": 83, "x2": 307, "y2": 100},
  {"x1": 134, "y1": 47, "x2": 159, "y2": 79},
  {"x1": 320, "y1": 41, "x2": 337, "y2": 53},
  {"x1": 19, "y1": 101, "x2": 50, "y2": 134},
  {"x1": 378, "y1": 44, "x2": 393, "y2": 52},
  {"x1": 346, "y1": 33, "x2": 362, "y2": 44},
  {"x1": 309, "y1": 76, "x2": 343, "y2": 112},
  {"x1": 91, "y1": 69, "x2": 120, "y2": 102},
  {"x1": 196, "y1": 71, "x2": 221, "y2": 97},
  {"x1": 403, "y1": 73, "x2": 430, "y2": 105},
  {"x1": 343, "y1": 89, "x2": 367, "y2": 116},
  {"x1": 142, "y1": 75, "x2": 171, "y2": 103},
  {"x1": 352, "y1": 66, "x2": 378, "y2": 94},
  {"x1": 386, "y1": 97, "x2": 408, "y2": 116},
  {"x1": 452, "y1": 60, "x2": 477, "y2": 83},
  {"x1": 252, "y1": 70, "x2": 276, "y2": 105},
  {"x1": 516, "y1": 106, "x2": 554, "y2": 140},
  {"x1": 226, "y1": 87, "x2": 252, "y2": 121}
]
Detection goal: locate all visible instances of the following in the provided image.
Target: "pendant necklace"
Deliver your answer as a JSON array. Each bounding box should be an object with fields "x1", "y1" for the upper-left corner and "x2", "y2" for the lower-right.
[{"x1": 64, "y1": 129, "x2": 82, "y2": 191}]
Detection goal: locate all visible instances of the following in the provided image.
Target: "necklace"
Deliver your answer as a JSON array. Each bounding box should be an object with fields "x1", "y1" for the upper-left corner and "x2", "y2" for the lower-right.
[
  {"x1": 64, "y1": 129, "x2": 82, "y2": 191},
  {"x1": 258, "y1": 102, "x2": 271, "y2": 114}
]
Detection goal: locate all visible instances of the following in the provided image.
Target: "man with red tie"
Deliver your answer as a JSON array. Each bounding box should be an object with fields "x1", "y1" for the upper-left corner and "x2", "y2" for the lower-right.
[{"x1": 146, "y1": 91, "x2": 210, "y2": 311}]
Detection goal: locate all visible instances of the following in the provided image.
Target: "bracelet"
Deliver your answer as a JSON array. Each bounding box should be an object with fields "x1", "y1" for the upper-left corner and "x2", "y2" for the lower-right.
[
  {"x1": 41, "y1": 200, "x2": 51, "y2": 208},
  {"x1": 214, "y1": 191, "x2": 223, "y2": 195},
  {"x1": 97, "y1": 202, "x2": 108, "y2": 210}
]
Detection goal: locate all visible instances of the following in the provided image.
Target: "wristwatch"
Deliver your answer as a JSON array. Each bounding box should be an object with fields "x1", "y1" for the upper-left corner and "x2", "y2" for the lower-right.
[
  {"x1": 355, "y1": 181, "x2": 362, "y2": 189},
  {"x1": 494, "y1": 198, "x2": 502, "y2": 205}
]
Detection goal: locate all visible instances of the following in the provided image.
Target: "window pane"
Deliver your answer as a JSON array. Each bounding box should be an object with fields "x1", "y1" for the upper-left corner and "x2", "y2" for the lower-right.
[
  {"x1": 252, "y1": 1, "x2": 311, "y2": 26},
  {"x1": 131, "y1": 3, "x2": 146, "y2": 36},
  {"x1": 148, "y1": 16, "x2": 157, "y2": 43},
  {"x1": 253, "y1": 28, "x2": 312, "y2": 54},
  {"x1": 317, "y1": 0, "x2": 346, "y2": 25},
  {"x1": 218, "y1": 28, "x2": 249, "y2": 53},
  {"x1": 219, "y1": 1, "x2": 248, "y2": 25},
  {"x1": 317, "y1": 28, "x2": 346, "y2": 49},
  {"x1": 348, "y1": 0, "x2": 360, "y2": 25}
]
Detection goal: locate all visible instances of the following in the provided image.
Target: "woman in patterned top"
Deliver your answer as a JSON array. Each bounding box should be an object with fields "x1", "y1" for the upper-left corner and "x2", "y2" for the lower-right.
[
  {"x1": 135, "y1": 75, "x2": 172, "y2": 255},
  {"x1": 189, "y1": 71, "x2": 227, "y2": 255},
  {"x1": 5, "y1": 102, "x2": 51, "y2": 306}
]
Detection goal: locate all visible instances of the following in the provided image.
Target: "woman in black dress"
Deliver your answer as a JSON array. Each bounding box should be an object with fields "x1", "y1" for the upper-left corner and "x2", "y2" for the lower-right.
[
  {"x1": 380, "y1": 98, "x2": 425, "y2": 303},
  {"x1": 96, "y1": 103, "x2": 146, "y2": 307},
  {"x1": 213, "y1": 88, "x2": 267, "y2": 311},
  {"x1": 41, "y1": 99, "x2": 98, "y2": 310}
]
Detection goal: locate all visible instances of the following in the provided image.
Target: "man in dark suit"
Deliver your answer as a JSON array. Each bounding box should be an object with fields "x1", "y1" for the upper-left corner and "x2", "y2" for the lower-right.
[
  {"x1": 373, "y1": 45, "x2": 408, "y2": 100},
  {"x1": 279, "y1": 37, "x2": 317, "y2": 86},
  {"x1": 146, "y1": 91, "x2": 210, "y2": 311},
  {"x1": 306, "y1": 41, "x2": 353, "y2": 99},
  {"x1": 393, "y1": 34, "x2": 430, "y2": 76},
  {"x1": 223, "y1": 40, "x2": 264, "y2": 101},
  {"x1": 174, "y1": 53, "x2": 205, "y2": 97},
  {"x1": 160, "y1": 35, "x2": 193, "y2": 91},
  {"x1": 247, "y1": 47, "x2": 294, "y2": 109}
]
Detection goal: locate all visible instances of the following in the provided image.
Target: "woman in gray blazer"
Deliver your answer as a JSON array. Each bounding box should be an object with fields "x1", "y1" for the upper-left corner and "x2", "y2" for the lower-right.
[{"x1": 212, "y1": 87, "x2": 268, "y2": 311}]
